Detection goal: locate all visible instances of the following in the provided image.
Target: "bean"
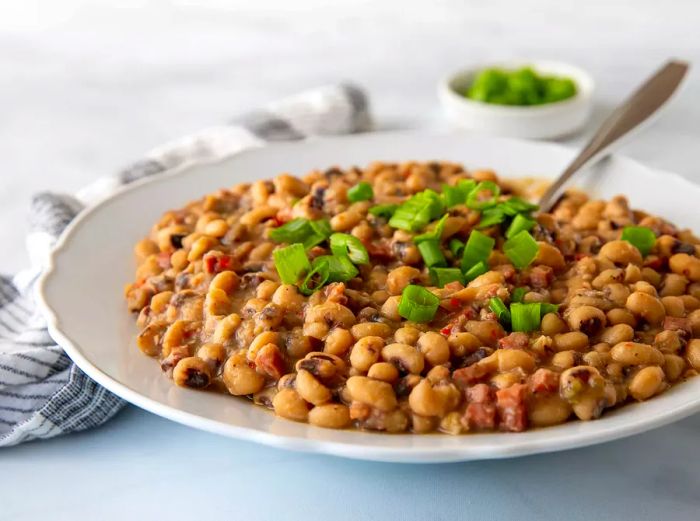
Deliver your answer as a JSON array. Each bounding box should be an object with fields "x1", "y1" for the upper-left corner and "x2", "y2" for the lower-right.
[
  {"x1": 553, "y1": 332, "x2": 589, "y2": 352},
  {"x1": 551, "y1": 350, "x2": 578, "y2": 370},
  {"x1": 324, "y1": 328, "x2": 354, "y2": 356},
  {"x1": 598, "y1": 240, "x2": 642, "y2": 265},
  {"x1": 541, "y1": 312, "x2": 567, "y2": 336},
  {"x1": 408, "y1": 379, "x2": 459, "y2": 417},
  {"x1": 351, "y1": 322, "x2": 392, "y2": 339},
  {"x1": 417, "y1": 332, "x2": 450, "y2": 365},
  {"x1": 350, "y1": 336, "x2": 384, "y2": 372},
  {"x1": 660, "y1": 274, "x2": 688, "y2": 297},
  {"x1": 380, "y1": 296, "x2": 401, "y2": 321},
  {"x1": 664, "y1": 354, "x2": 686, "y2": 382},
  {"x1": 382, "y1": 343, "x2": 425, "y2": 374},
  {"x1": 654, "y1": 330, "x2": 682, "y2": 354},
  {"x1": 223, "y1": 355, "x2": 265, "y2": 395},
  {"x1": 626, "y1": 291, "x2": 665, "y2": 325},
  {"x1": 464, "y1": 320, "x2": 505, "y2": 347},
  {"x1": 295, "y1": 369, "x2": 331, "y2": 405},
  {"x1": 367, "y1": 362, "x2": 400, "y2": 383},
  {"x1": 592, "y1": 268, "x2": 624, "y2": 289},
  {"x1": 607, "y1": 308, "x2": 636, "y2": 327},
  {"x1": 610, "y1": 342, "x2": 664, "y2": 366},
  {"x1": 661, "y1": 296, "x2": 685, "y2": 317},
  {"x1": 212, "y1": 313, "x2": 241, "y2": 344},
  {"x1": 447, "y1": 332, "x2": 481, "y2": 358},
  {"x1": 196, "y1": 343, "x2": 226, "y2": 366},
  {"x1": 669, "y1": 253, "x2": 700, "y2": 282},
  {"x1": 535, "y1": 242, "x2": 565, "y2": 270},
  {"x1": 641, "y1": 267, "x2": 662, "y2": 287},
  {"x1": 528, "y1": 395, "x2": 571, "y2": 427},
  {"x1": 346, "y1": 376, "x2": 397, "y2": 411},
  {"x1": 386, "y1": 266, "x2": 422, "y2": 295},
  {"x1": 305, "y1": 302, "x2": 356, "y2": 328},
  {"x1": 497, "y1": 349, "x2": 536, "y2": 372},
  {"x1": 173, "y1": 357, "x2": 212, "y2": 389},
  {"x1": 394, "y1": 326, "x2": 421, "y2": 345},
  {"x1": 689, "y1": 309, "x2": 700, "y2": 336},
  {"x1": 272, "y1": 388, "x2": 309, "y2": 421},
  {"x1": 687, "y1": 339, "x2": 700, "y2": 370},
  {"x1": 600, "y1": 324, "x2": 634, "y2": 345},
  {"x1": 567, "y1": 305, "x2": 606, "y2": 335},
  {"x1": 308, "y1": 404, "x2": 351, "y2": 429},
  {"x1": 629, "y1": 366, "x2": 665, "y2": 401}
]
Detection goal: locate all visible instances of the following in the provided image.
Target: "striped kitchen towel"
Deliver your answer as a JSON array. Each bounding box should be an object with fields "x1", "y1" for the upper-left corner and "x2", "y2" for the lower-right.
[{"x1": 0, "y1": 83, "x2": 372, "y2": 446}]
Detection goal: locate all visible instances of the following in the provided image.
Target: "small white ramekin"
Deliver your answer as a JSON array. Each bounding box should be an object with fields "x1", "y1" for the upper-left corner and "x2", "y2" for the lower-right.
[{"x1": 438, "y1": 60, "x2": 595, "y2": 139}]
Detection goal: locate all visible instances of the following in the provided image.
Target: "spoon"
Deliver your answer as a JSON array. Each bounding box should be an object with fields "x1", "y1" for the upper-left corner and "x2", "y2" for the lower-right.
[{"x1": 538, "y1": 60, "x2": 690, "y2": 212}]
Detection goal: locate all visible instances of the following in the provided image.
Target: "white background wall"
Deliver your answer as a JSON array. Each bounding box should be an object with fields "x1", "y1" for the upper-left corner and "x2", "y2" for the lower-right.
[{"x1": 1, "y1": 0, "x2": 699, "y2": 271}]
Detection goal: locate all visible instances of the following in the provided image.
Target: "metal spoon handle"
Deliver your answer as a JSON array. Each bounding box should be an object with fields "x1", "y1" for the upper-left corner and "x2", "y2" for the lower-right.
[{"x1": 539, "y1": 60, "x2": 689, "y2": 212}]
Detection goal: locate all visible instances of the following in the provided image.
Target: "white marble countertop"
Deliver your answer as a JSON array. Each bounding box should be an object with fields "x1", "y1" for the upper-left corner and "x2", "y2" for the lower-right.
[{"x1": 1, "y1": 1, "x2": 700, "y2": 519}]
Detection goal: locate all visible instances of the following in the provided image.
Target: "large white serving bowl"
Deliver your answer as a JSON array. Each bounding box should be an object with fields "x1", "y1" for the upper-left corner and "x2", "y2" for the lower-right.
[{"x1": 38, "y1": 131, "x2": 700, "y2": 463}]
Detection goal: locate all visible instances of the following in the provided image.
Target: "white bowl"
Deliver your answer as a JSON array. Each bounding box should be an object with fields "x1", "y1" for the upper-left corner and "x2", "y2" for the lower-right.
[
  {"x1": 37, "y1": 131, "x2": 700, "y2": 463},
  {"x1": 438, "y1": 60, "x2": 595, "y2": 139}
]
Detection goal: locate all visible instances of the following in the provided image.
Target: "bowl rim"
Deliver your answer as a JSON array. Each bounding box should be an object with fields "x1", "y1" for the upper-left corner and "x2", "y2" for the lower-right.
[{"x1": 438, "y1": 59, "x2": 595, "y2": 114}]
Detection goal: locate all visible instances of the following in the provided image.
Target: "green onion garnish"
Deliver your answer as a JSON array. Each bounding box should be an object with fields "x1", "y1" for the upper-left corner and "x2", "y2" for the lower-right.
[
  {"x1": 489, "y1": 297, "x2": 511, "y2": 327},
  {"x1": 505, "y1": 213, "x2": 536, "y2": 239},
  {"x1": 449, "y1": 238, "x2": 465, "y2": 258},
  {"x1": 442, "y1": 183, "x2": 470, "y2": 208},
  {"x1": 504, "y1": 230, "x2": 539, "y2": 269},
  {"x1": 312, "y1": 255, "x2": 358, "y2": 283},
  {"x1": 299, "y1": 260, "x2": 330, "y2": 296},
  {"x1": 464, "y1": 260, "x2": 488, "y2": 282},
  {"x1": 477, "y1": 207, "x2": 506, "y2": 229},
  {"x1": 368, "y1": 204, "x2": 398, "y2": 219},
  {"x1": 347, "y1": 181, "x2": 374, "y2": 203},
  {"x1": 430, "y1": 267, "x2": 465, "y2": 287},
  {"x1": 461, "y1": 230, "x2": 495, "y2": 272},
  {"x1": 457, "y1": 179, "x2": 477, "y2": 199},
  {"x1": 510, "y1": 302, "x2": 542, "y2": 332},
  {"x1": 511, "y1": 287, "x2": 527, "y2": 303},
  {"x1": 466, "y1": 181, "x2": 500, "y2": 210},
  {"x1": 540, "y1": 303, "x2": 560, "y2": 316},
  {"x1": 269, "y1": 218, "x2": 312, "y2": 244},
  {"x1": 389, "y1": 190, "x2": 445, "y2": 231},
  {"x1": 329, "y1": 233, "x2": 369, "y2": 265},
  {"x1": 303, "y1": 219, "x2": 333, "y2": 249},
  {"x1": 398, "y1": 285, "x2": 440, "y2": 323},
  {"x1": 417, "y1": 239, "x2": 447, "y2": 267},
  {"x1": 414, "y1": 214, "x2": 449, "y2": 244},
  {"x1": 273, "y1": 243, "x2": 310, "y2": 284},
  {"x1": 621, "y1": 226, "x2": 656, "y2": 257},
  {"x1": 500, "y1": 197, "x2": 539, "y2": 216}
]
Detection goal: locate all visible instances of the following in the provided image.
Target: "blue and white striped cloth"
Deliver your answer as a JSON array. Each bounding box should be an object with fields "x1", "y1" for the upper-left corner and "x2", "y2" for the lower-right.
[{"x1": 0, "y1": 84, "x2": 372, "y2": 446}]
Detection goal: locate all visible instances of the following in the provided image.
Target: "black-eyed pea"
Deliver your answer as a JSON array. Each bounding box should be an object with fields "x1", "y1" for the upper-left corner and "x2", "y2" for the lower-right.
[
  {"x1": 626, "y1": 291, "x2": 665, "y2": 325},
  {"x1": 150, "y1": 291, "x2": 173, "y2": 314},
  {"x1": 417, "y1": 332, "x2": 450, "y2": 366},
  {"x1": 136, "y1": 324, "x2": 163, "y2": 357},
  {"x1": 534, "y1": 242, "x2": 566, "y2": 270},
  {"x1": 330, "y1": 210, "x2": 363, "y2": 231},
  {"x1": 345, "y1": 376, "x2": 397, "y2": 411},
  {"x1": 600, "y1": 323, "x2": 634, "y2": 345},
  {"x1": 551, "y1": 350, "x2": 578, "y2": 370},
  {"x1": 255, "y1": 280, "x2": 280, "y2": 300},
  {"x1": 380, "y1": 296, "x2": 401, "y2": 321},
  {"x1": 284, "y1": 328, "x2": 314, "y2": 358},
  {"x1": 541, "y1": 313, "x2": 567, "y2": 336},
  {"x1": 687, "y1": 339, "x2": 700, "y2": 370},
  {"x1": 689, "y1": 309, "x2": 700, "y2": 337},
  {"x1": 205, "y1": 287, "x2": 232, "y2": 316},
  {"x1": 560, "y1": 366, "x2": 607, "y2": 420},
  {"x1": 308, "y1": 404, "x2": 351, "y2": 429},
  {"x1": 324, "y1": 327, "x2": 354, "y2": 356},
  {"x1": 689, "y1": 282, "x2": 700, "y2": 300},
  {"x1": 624, "y1": 264, "x2": 642, "y2": 283},
  {"x1": 412, "y1": 414, "x2": 438, "y2": 434},
  {"x1": 408, "y1": 379, "x2": 459, "y2": 417},
  {"x1": 203, "y1": 219, "x2": 229, "y2": 238},
  {"x1": 669, "y1": 253, "x2": 700, "y2": 282},
  {"x1": 212, "y1": 313, "x2": 241, "y2": 344},
  {"x1": 628, "y1": 366, "x2": 666, "y2": 401},
  {"x1": 464, "y1": 320, "x2": 506, "y2": 347},
  {"x1": 552, "y1": 332, "x2": 589, "y2": 352},
  {"x1": 654, "y1": 330, "x2": 682, "y2": 354},
  {"x1": 367, "y1": 362, "x2": 400, "y2": 384},
  {"x1": 296, "y1": 352, "x2": 346, "y2": 381},
  {"x1": 606, "y1": 308, "x2": 636, "y2": 327},
  {"x1": 272, "y1": 388, "x2": 310, "y2": 421},
  {"x1": 426, "y1": 365, "x2": 450, "y2": 383},
  {"x1": 350, "y1": 336, "x2": 384, "y2": 372},
  {"x1": 592, "y1": 268, "x2": 624, "y2": 289},
  {"x1": 210, "y1": 271, "x2": 239, "y2": 294},
  {"x1": 634, "y1": 281, "x2": 658, "y2": 296},
  {"x1": 660, "y1": 273, "x2": 688, "y2": 297},
  {"x1": 528, "y1": 395, "x2": 572, "y2": 427},
  {"x1": 497, "y1": 349, "x2": 535, "y2": 373},
  {"x1": 610, "y1": 342, "x2": 664, "y2": 366},
  {"x1": 641, "y1": 267, "x2": 662, "y2": 287},
  {"x1": 255, "y1": 303, "x2": 286, "y2": 331},
  {"x1": 270, "y1": 284, "x2": 305, "y2": 313},
  {"x1": 386, "y1": 266, "x2": 422, "y2": 296},
  {"x1": 566, "y1": 305, "x2": 606, "y2": 336},
  {"x1": 371, "y1": 290, "x2": 390, "y2": 306},
  {"x1": 439, "y1": 411, "x2": 464, "y2": 435},
  {"x1": 240, "y1": 206, "x2": 278, "y2": 227},
  {"x1": 170, "y1": 249, "x2": 189, "y2": 270},
  {"x1": 664, "y1": 354, "x2": 686, "y2": 382},
  {"x1": 295, "y1": 369, "x2": 332, "y2": 405},
  {"x1": 383, "y1": 409, "x2": 410, "y2": 433},
  {"x1": 162, "y1": 320, "x2": 187, "y2": 355},
  {"x1": 395, "y1": 326, "x2": 421, "y2": 345},
  {"x1": 196, "y1": 343, "x2": 226, "y2": 367},
  {"x1": 223, "y1": 354, "x2": 265, "y2": 395},
  {"x1": 606, "y1": 362, "x2": 623, "y2": 378},
  {"x1": 134, "y1": 238, "x2": 159, "y2": 261},
  {"x1": 490, "y1": 371, "x2": 522, "y2": 389},
  {"x1": 382, "y1": 343, "x2": 425, "y2": 374},
  {"x1": 598, "y1": 240, "x2": 643, "y2": 266},
  {"x1": 173, "y1": 357, "x2": 212, "y2": 389},
  {"x1": 249, "y1": 242, "x2": 276, "y2": 261},
  {"x1": 247, "y1": 331, "x2": 281, "y2": 361},
  {"x1": 605, "y1": 283, "x2": 631, "y2": 306},
  {"x1": 661, "y1": 296, "x2": 685, "y2": 317},
  {"x1": 351, "y1": 322, "x2": 392, "y2": 340},
  {"x1": 680, "y1": 295, "x2": 700, "y2": 312},
  {"x1": 241, "y1": 298, "x2": 267, "y2": 317},
  {"x1": 305, "y1": 302, "x2": 356, "y2": 328},
  {"x1": 447, "y1": 332, "x2": 481, "y2": 358},
  {"x1": 187, "y1": 236, "x2": 217, "y2": 262},
  {"x1": 582, "y1": 351, "x2": 608, "y2": 369},
  {"x1": 303, "y1": 321, "x2": 329, "y2": 340}
]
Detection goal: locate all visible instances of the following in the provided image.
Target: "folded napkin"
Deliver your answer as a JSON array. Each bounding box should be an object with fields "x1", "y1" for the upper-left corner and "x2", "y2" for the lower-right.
[{"x1": 0, "y1": 84, "x2": 372, "y2": 446}]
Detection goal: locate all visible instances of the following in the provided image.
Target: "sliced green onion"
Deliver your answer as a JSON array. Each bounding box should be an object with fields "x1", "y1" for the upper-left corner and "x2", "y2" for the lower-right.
[
  {"x1": 330, "y1": 233, "x2": 369, "y2": 265},
  {"x1": 477, "y1": 207, "x2": 506, "y2": 229},
  {"x1": 457, "y1": 179, "x2": 477, "y2": 199},
  {"x1": 348, "y1": 181, "x2": 374, "y2": 203},
  {"x1": 449, "y1": 238, "x2": 465, "y2": 257},
  {"x1": 269, "y1": 218, "x2": 311, "y2": 244},
  {"x1": 273, "y1": 243, "x2": 310, "y2": 284},
  {"x1": 389, "y1": 197, "x2": 432, "y2": 231},
  {"x1": 621, "y1": 226, "x2": 656, "y2": 257},
  {"x1": 299, "y1": 260, "x2": 330, "y2": 295},
  {"x1": 421, "y1": 189, "x2": 446, "y2": 220},
  {"x1": 466, "y1": 181, "x2": 500, "y2": 210},
  {"x1": 505, "y1": 213, "x2": 536, "y2": 239},
  {"x1": 418, "y1": 239, "x2": 447, "y2": 267},
  {"x1": 414, "y1": 214, "x2": 449, "y2": 244},
  {"x1": 504, "y1": 230, "x2": 539, "y2": 269},
  {"x1": 510, "y1": 302, "x2": 542, "y2": 332},
  {"x1": 398, "y1": 285, "x2": 440, "y2": 322},
  {"x1": 500, "y1": 197, "x2": 539, "y2": 216},
  {"x1": 461, "y1": 230, "x2": 495, "y2": 272},
  {"x1": 430, "y1": 267, "x2": 465, "y2": 287},
  {"x1": 489, "y1": 297, "x2": 511, "y2": 327},
  {"x1": 540, "y1": 303, "x2": 560, "y2": 316},
  {"x1": 464, "y1": 260, "x2": 488, "y2": 282},
  {"x1": 312, "y1": 255, "x2": 358, "y2": 283},
  {"x1": 442, "y1": 184, "x2": 467, "y2": 208},
  {"x1": 368, "y1": 204, "x2": 398, "y2": 219},
  {"x1": 511, "y1": 287, "x2": 527, "y2": 303},
  {"x1": 303, "y1": 219, "x2": 333, "y2": 249}
]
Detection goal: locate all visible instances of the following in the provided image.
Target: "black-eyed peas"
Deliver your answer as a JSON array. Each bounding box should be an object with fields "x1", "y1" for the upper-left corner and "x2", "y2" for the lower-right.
[{"x1": 127, "y1": 161, "x2": 700, "y2": 434}]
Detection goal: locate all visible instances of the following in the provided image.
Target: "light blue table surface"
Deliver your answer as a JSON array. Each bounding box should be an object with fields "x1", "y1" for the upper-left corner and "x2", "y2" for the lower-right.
[{"x1": 2, "y1": 406, "x2": 699, "y2": 520}]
